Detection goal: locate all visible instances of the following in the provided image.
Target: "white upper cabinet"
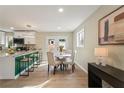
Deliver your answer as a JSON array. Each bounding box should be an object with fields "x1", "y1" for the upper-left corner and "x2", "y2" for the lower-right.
[
  {"x1": 14, "y1": 31, "x2": 36, "y2": 44},
  {"x1": 24, "y1": 36, "x2": 35, "y2": 44},
  {"x1": 14, "y1": 32, "x2": 24, "y2": 38}
]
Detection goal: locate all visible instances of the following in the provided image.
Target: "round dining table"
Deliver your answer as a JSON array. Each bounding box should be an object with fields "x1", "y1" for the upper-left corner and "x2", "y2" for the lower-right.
[{"x1": 55, "y1": 53, "x2": 72, "y2": 71}]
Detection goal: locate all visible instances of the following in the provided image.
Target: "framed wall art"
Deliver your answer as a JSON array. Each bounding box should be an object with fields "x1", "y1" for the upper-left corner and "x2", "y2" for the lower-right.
[{"x1": 98, "y1": 6, "x2": 124, "y2": 45}]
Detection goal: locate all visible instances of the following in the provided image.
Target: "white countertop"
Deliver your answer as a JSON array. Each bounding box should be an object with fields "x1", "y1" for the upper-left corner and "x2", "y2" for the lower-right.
[{"x1": 0, "y1": 50, "x2": 39, "y2": 58}]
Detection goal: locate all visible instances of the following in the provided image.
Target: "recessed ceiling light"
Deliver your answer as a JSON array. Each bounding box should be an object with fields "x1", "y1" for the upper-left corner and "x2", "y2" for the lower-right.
[
  {"x1": 10, "y1": 27, "x2": 14, "y2": 30},
  {"x1": 58, "y1": 8, "x2": 64, "y2": 13},
  {"x1": 57, "y1": 26, "x2": 62, "y2": 30}
]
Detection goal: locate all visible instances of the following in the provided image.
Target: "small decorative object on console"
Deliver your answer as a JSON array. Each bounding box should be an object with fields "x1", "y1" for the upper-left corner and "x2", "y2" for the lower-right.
[{"x1": 94, "y1": 48, "x2": 108, "y2": 66}]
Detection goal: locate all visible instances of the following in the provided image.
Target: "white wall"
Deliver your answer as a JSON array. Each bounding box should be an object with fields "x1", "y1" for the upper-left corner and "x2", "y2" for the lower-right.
[
  {"x1": 36, "y1": 32, "x2": 73, "y2": 60},
  {"x1": 73, "y1": 5, "x2": 124, "y2": 71}
]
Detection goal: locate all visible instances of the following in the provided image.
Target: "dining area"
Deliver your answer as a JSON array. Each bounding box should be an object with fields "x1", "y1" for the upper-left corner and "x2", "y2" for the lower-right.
[{"x1": 47, "y1": 48, "x2": 77, "y2": 75}]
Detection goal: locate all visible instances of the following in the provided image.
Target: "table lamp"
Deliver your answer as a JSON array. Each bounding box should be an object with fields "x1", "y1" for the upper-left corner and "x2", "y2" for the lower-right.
[{"x1": 94, "y1": 48, "x2": 108, "y2": 66}]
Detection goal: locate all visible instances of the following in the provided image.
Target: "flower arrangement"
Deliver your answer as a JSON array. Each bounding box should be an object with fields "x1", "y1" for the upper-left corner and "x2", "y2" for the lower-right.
[{"x1": 59, "y1": 46, "x2": 64, "y2": 52}]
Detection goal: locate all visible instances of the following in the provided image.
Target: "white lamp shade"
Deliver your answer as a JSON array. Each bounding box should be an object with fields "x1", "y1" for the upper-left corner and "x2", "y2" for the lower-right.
[{"x1": 95, "y1": 48, "x2": 108, "y2": 57}]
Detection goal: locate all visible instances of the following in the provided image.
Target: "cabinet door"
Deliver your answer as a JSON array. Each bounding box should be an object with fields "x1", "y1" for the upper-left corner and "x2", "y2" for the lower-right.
[
  {"x1": 30, "y1": 38, "x2": 35, "y2": 44},
  {"x1": 24, "y1": 37, "x2": 35, "y2": 44},
  {"x1": 14, "y1": 32, "x2": 24, "y2": 38}
]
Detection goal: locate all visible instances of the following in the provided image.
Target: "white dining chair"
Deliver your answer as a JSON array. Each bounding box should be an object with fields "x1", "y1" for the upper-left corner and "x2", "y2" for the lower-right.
[
  {"x1": 63, "y1": 50, "x2": 77, "y2": 72},
  {"x1": 47, "y1": 52, "x2": 61, "y2": 75}
]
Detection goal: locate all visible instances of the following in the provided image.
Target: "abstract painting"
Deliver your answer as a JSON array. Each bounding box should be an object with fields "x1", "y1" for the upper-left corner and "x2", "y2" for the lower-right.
[{"x1": 99, "y1": 6, "x2": 124, "y2": 45}]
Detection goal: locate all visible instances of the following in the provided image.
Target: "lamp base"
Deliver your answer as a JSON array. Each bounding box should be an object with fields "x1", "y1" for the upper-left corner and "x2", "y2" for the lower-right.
[
  {"x1": 96, "y1": 57, "x2": 107, "y2": 66},
  {"x1": 95, "y1": 61, "x2": 100, "y2": 65},
  {"x1": 101, "y1": 62, "x2": 106, "y2": 66},
  {"x1": 95, "y1": 61, "x2": 106, "y2": 66}
]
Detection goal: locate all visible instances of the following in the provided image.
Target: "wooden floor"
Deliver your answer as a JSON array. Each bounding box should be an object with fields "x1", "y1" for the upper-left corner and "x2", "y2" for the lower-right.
[{"x1": 0, "y1": 63, "x2": 88, "y2": 88}]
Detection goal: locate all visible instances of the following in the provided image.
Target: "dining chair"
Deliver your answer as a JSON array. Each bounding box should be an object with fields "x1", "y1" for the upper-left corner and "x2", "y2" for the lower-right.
[
  {"x1": 47, "y1": 52, "x2": 61, "y2": 75},
  {"x1": 63, "y1": 50, "x2": 77, "y2": 72}
]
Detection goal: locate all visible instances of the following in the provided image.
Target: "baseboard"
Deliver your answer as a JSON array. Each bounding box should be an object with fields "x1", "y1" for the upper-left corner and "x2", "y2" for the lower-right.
[{"x1": 75, "y1": 62, "x2": 88, "y2": 74}]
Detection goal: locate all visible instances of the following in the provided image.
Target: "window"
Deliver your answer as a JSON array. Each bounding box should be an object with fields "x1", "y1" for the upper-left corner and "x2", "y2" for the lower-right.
[
  {"x1": 59, "y1": 39, "x2": 66, "y2": 49},
  {"x1": 47, "y1": 36, "x2": 68, "y2": 52},
  {"x1": 5, "y1": 35, "x2": 13, "y2": 48},
  {"x1": 48, "y1": 39, "x2": 55, "y2": 45},
  {"x1": 77, "y1": 29, "x2": 84, "y2": 47},
  {"x1": 0, "y1": 31, "x2": 6, "y2": 45}
]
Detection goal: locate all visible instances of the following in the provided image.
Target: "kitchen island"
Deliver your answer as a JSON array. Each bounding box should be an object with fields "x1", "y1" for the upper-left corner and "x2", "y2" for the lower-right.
[{"x1": 0, "y1": 50, "x2": 40, "y2": 79}]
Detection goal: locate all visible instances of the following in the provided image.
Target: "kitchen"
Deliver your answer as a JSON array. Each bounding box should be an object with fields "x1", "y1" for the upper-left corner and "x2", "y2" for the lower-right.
[
  {"x1": 0, "y1": 27, "x2": 73, "y2": 79},
  {"x1": 0, "y1": 30, "x2": 42, "y2": 79}
]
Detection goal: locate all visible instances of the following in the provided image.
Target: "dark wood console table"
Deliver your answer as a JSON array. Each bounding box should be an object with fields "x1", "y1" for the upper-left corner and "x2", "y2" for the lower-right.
[{"x1": 88, "y1": 63, "x2": 124, "y2": 88}]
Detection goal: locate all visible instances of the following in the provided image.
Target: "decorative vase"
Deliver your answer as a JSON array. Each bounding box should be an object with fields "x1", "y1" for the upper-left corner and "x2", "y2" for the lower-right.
[{"x1": 59, "y1": 46, "x2": 64, "y2": 52}]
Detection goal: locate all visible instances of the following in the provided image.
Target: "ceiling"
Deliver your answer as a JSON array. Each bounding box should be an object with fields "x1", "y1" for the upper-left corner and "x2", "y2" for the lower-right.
[{"x1": 0, "y1": 5, "x2": 100, "y2": 32}]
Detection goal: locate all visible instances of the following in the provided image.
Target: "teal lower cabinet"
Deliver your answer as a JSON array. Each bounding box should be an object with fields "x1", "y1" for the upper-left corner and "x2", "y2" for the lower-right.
[
  {"x1": 15, "y1": 51, "x2": 39, "y2": 76},
  {"x1": 15, "y1": 56, "x2": 22, "y2": 76},
  {"x1": 0, "y1": 51, "x2": 40, "y2": 79}
]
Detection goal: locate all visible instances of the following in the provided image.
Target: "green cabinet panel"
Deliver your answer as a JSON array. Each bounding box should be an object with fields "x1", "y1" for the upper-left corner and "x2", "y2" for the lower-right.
[{"x1": 15, "y1": 51, "x2": 39, "y2": 76}]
